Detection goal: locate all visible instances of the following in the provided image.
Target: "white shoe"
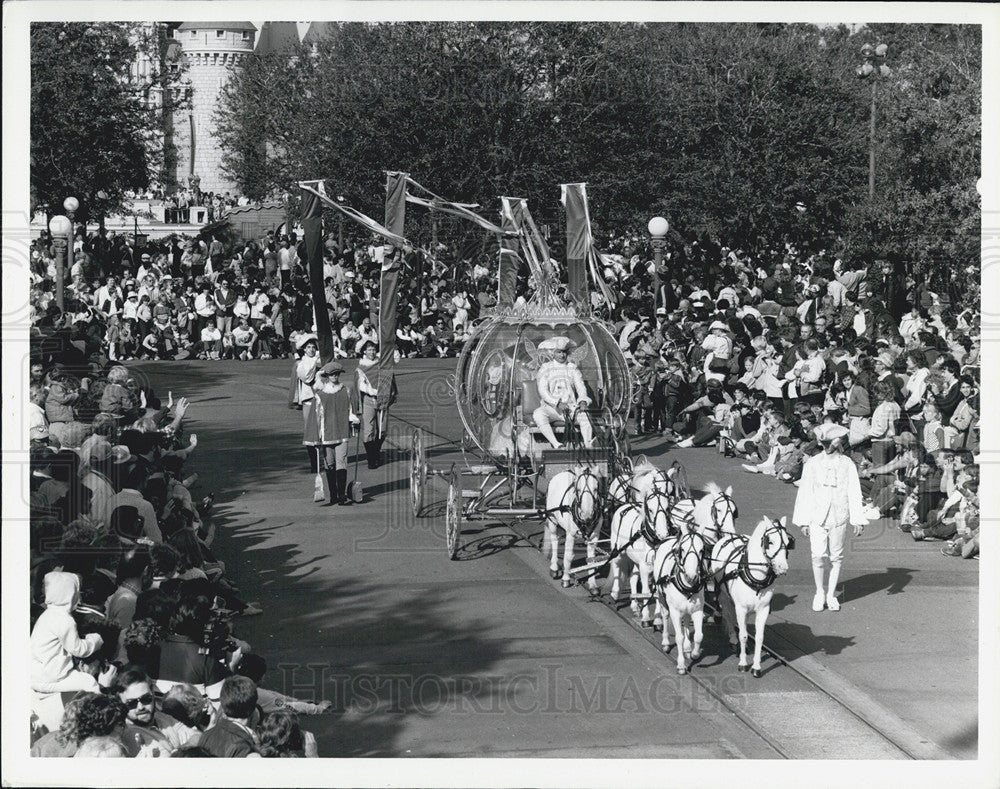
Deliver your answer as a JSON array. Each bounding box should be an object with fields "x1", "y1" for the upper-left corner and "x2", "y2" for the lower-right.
[
  {"x1": 756, "y1": 464, "x2": 775, "y2": 475},
  {"x1": 812, "y1": 592, "x2": 825, "y2": 612},
  {"x1": 826, "y1": 594, "x2": 840, "y2": 612},
  {"x1": 863, "y1": 505, "x2": 881, "y2": 520},
  {"x1": 742, "y1": 463, "x2": 760, "y2": 473},
  {"x1": 677, "y1": 438, "x2": 694, "y2": 448}
]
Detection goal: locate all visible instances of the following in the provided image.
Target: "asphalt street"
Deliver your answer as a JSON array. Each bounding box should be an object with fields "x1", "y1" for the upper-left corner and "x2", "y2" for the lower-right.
[{"x1": 130, "y1": 358, "x2": 979, "y2": 759}]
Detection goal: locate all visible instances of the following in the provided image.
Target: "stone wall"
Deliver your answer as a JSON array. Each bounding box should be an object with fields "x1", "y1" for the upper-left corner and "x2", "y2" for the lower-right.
[{"x1": 172, "y1": 27, "x2": 254, "y2": 195}]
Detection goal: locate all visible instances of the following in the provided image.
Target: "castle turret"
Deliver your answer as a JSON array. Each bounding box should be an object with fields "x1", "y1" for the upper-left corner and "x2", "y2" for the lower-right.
[{"x1": 173, "y1": 22, "x2": 256, "y2": 195}]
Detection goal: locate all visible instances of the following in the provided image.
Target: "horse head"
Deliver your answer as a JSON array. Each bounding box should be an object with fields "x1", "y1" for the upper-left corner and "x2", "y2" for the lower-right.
[
  {"x1": 675, "y1": 531, "x2": 707, "y2": 587},
  {"x1": 608, "y1": 474, "x2": 631, "y2": 511},
  {"x1": 643, "y1": 491, "x2": 673, "y2": 542},
  {"x1": 571, "y1": 465, "x2": 602, "y2": 535},
  {"x1": 707, "y1": 483, "x2": 738, "y2": 536},
  {"x1": 756, "y1": 515, "x2": 793, "y2": 576}
]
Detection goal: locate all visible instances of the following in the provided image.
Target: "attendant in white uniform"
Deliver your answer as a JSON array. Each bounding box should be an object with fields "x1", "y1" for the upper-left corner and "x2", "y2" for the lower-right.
[
  {"x1": 792, "y1": 423, "x2": 867, "y2": 612},
  {"x1": 533, "y1": 337, "x2": 593, "y2": 448}
]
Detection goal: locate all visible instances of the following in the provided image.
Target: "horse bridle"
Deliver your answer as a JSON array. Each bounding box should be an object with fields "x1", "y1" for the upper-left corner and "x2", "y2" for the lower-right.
[
  {"x1": 710, "y1": 493, "x2": 739, "y2": 535},
  {"x1": 668, "y1": 532, "x2": 707, "y2": 597},
  {"x1": 570, "y1": 466, "x2": 603, "y2": 539},
  {"x1": 734, "y1": 518, "x2": 794, "y2": 592},
  {"x1": 641, "y1": 491, "x2": 675, "y2": 544}
]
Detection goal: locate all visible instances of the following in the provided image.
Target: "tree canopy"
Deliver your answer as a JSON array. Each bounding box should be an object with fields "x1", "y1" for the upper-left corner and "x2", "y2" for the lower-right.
[
  {"x1": 212, "y1": 22, "x2": 979, "y2": 290},
  {"x1": 30, "y1": 22, "x2": 180, "y2": 222}
]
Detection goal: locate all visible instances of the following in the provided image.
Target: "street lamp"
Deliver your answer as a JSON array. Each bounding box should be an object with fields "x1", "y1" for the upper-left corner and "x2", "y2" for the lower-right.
[
  {"x1": 337, "y1": 195, "x2": 345, "y2": 250},
  {"x1": 63, "y1": 195, "x2": 79, "y2": 295},
  {"x1": 856, "y1": 42, "x2": 890, "y2": 201},
  {"x1": 49, "y1": 214, "x2": 73, "y2": 313},
  {"x1": 647, "y1": 216, "x2": 669, "y2": 312}
]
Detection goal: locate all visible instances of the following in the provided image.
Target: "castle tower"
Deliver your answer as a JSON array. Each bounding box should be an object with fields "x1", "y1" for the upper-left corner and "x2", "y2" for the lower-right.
[{"x1": 172, "y1": 22, "x2": 256, "y2": 195}]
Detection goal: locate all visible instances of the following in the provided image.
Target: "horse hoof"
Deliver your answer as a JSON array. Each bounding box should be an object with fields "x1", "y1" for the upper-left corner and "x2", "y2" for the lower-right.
[
  {"x1": 561, "y1": 578, "x2": 572, "y2": 589},
  {"x1": 640, "y1": 620, "x2": 653, "y2": 629},
  {"x1": 737, "y1": 664, "x2": 749, "y2": 673},
  {"x1": 550, "y1": 569, "x2": 562, "y2": 580},
  {"x1": 662, "y1": 644, "x2": 672, "y2": 654},
  {"x1": 751, "y1": 668, "x2": 763, "y2": 679},
  {"x1": 677, "y1": 667, "x2": 687, "y2": 675},
  {"x1": 588, "y1": 587, "x2": 601, "y2": 598},
  {"x1": 652, "y1": 622, "x2": 663, "y2": 632},
  {"x1": 691, "y1": 650, "x2": 702, "y2": 661}
]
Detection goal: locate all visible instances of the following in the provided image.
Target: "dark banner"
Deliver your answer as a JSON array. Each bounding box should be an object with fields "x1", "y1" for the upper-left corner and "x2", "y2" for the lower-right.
[
  {"x1": 498, "y1": 199, "x2": 520, "y2": 307},
  {"x1": 377, "y1": 172, "x2": 408, "y2": 406},
  {"x1": 301, "y1": 188, "x2": 334, "y2": 363},
  {"x1": 562, "y1": 183, "x2": 589, "y2": 306}
]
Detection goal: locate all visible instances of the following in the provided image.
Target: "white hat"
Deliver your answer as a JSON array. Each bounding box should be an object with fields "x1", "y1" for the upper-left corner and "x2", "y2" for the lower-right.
[
  {"x1": 709, "y1": 320, "x2": 730, "y2": 332},
  {"x1": 538, "y1": 336, "x2": 574, "y2": 352},
  {"x1": 814, "y1": 423, "x2": 849, "y2": 443},
  {"x1": 655, "y1": 307, "x2": 667, "y2": 317},
  {"x1": 295, "y1": 333, "x2": 318, "y2": 350}
]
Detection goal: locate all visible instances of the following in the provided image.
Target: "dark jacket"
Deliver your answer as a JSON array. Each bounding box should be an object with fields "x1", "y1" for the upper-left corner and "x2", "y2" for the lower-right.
[{"x1": 198, "y1": 716, "x2": 258, "y2": 758}]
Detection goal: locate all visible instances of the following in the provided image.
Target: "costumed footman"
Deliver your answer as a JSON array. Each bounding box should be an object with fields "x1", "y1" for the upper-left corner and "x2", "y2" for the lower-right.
[
  {"x1": 355, "y1": 340, "x2": 388, "y2": 469},
  {"x1": 306, "y1": 361, "x2": 360, "y2": 506},
  {"x1": 295, "y1": 334, "x2": 321, "y2": 473},
  {"x1": 533, "y1": 336, "x2": 594, "y2": 449},
  {"x1": 792, "y1": 422, "x2": 867, "y2": 612}
]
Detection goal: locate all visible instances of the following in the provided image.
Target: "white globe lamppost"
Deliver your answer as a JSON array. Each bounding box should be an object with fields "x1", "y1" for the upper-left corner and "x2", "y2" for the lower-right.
[
  {"x1": 49, "y1": 213, "x2": 73, "y2": 313},
  {"x1": 647, "y1": 216, "x2": 669, "y2": 312},
  {"x1": 856, "y1": 43, "x2": 890, "y2": 201}
]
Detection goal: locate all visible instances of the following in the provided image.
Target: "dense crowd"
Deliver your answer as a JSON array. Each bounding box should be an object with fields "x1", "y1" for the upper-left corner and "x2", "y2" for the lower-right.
[
  {"x1": 25, "y1": 218, "x2": 981, "y2": 757},
  {"x1": 28, "y1": 256, "x2": 332, "y2": 756},
  {"x1": 612, "y1": 243, "x2": 981, "y2": 560},
  {"x1": 28, "y1": 226, "x2": 496, "y2": 364}
]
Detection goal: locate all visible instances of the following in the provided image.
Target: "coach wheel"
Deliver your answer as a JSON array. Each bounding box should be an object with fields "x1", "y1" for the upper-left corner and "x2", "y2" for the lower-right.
[
  {"x1": 410, "y1": 429, "x2": 426, "y2": 517},
  {"x1": 445, "y1": 465, "x2": 461, "y2": 560}
]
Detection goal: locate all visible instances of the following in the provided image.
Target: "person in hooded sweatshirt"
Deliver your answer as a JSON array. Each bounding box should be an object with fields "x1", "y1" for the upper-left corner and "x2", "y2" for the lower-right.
[{"x1": 30, "y1": 571, "x2": 105, "y2": 730}]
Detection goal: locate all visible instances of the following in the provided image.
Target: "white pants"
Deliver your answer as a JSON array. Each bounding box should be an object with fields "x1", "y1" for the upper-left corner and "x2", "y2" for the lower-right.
[
  {"x1": 809, "y1": 521, "x2": 847, "y2": 565},
  {"x1": 533, "y1": 403, "x2": 593, "y2": 446}
]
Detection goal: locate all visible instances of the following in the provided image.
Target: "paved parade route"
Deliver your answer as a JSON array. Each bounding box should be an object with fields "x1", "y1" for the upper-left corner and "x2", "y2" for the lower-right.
[{"x1": 131, "y1": 358, "x2": 978, "y2": 759}]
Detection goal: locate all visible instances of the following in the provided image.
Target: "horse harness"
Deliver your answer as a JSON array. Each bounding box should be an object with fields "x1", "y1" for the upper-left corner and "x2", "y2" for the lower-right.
[
  {"x1": 659, "y1": 533, "x2": 707, "y2": 599},
  {"x1": 718, "y1": 520, "x2": 794, "y2": 594},
  {"x1": 544, "y1": 466, "x2": 603, "y2": 540}
]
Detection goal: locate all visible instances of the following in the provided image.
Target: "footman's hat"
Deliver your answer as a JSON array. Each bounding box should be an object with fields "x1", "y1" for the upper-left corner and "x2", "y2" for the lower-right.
[
  {"x1": 813, "y1": 423, "x2": 849, "y2": 443},
  {"x1": 295, "y1": 333, "x2": 318, "y2": 350},
  {"x1": 539, "y1": 336, "x2": 575, "y2": 352},
  {"x1": 319, "y1": 361, "x2": 345, "y2": 375}
]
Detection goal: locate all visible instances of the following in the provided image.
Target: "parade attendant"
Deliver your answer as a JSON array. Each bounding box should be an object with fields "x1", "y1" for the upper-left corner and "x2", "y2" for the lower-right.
[
  {"x1": 792, "y1": 423, "x2": 866, "y2": 612},
  {"x1": 295, "y1": 334, "x2": 320, "y2": 473},
  {"x1": 355, "y1": 341, "x2": 385, "y2": 469},
  {"x1": 533, "y1": 336, "x2": 594, "y2": 449},
  {"x1": 306, "y1": 362, "x2": 359, "y2": 506}
]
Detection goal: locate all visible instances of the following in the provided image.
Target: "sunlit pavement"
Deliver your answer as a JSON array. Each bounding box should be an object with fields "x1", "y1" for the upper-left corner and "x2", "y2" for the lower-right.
[{"x1": 130, "y1": 358, "x2": 977, "y2": 758}]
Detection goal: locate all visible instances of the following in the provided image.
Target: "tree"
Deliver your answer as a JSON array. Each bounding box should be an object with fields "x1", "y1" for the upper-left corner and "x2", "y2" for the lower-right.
[
  {"x1": 30, "y1": 23, "x2": 176, "y2": 222},
  {"x1": 215, "y1": 21, "x2": 980, "y2": 296}
]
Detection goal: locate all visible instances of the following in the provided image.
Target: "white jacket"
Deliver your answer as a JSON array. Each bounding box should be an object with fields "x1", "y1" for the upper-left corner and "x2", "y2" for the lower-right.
[
  {"x1": 30, "y1": 572, "x2": 103, "y2": 689},
  {"x1": 792, "y1": 452, "x2": 866, "y2": 529}
]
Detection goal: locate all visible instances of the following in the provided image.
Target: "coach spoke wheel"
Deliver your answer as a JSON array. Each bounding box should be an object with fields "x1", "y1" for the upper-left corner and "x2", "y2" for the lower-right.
[
  {"x1": 445, "y1": 466, "x2": 461, "y2": 560},
  {"x1": 410, "y1": 429, "x2": 425, "y2": 517}
]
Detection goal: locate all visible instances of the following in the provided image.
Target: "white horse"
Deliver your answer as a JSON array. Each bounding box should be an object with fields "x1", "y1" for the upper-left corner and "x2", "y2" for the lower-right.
[
  {"x1": 710, "y1": 516, "x2": 794, "y2": 677},
  {"x1": 544, "y1": 465, "x2": 604, "y2": 593},
  {"x1": 652, "y1": 531, "x2": 708, "y2": 674},
  {"x1": 630, "y1": 457, "x2": 680, "y2": 504},
  {"x1": 608, "y1": 491, "x2": 672, "y2": 626}
]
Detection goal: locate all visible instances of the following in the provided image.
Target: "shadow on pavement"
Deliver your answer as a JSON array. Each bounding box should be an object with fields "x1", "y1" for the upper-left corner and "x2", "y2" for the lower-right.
[
  {"x1": 841, "y1": 567, "x2": 916, "y2": 602},
  {"x1": 767, "y1": 621, "x2": 856, "y2": 657},
  {"x1": 129, "y1": 360, "x2": 514, "y2": 757}
]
